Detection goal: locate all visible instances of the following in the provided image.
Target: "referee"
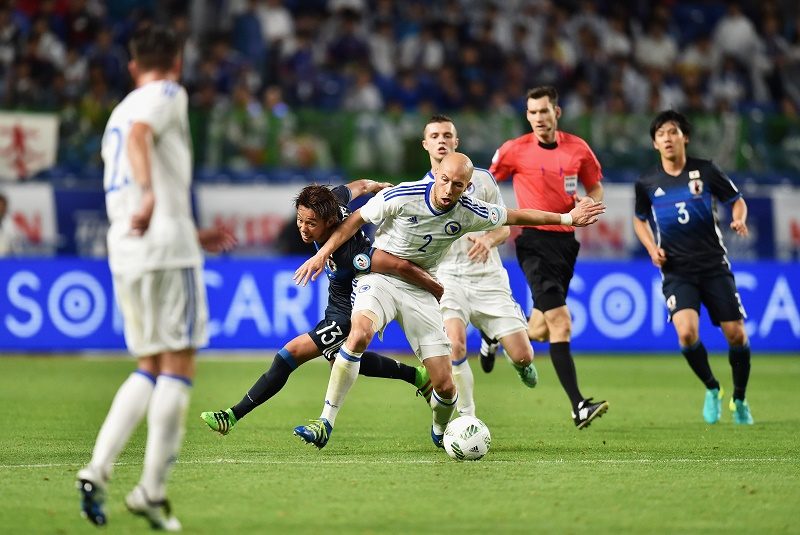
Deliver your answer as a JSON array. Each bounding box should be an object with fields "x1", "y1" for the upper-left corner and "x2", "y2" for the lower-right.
[{"x1": 490, "y1": 86, "x2": 608, "y2": 429}]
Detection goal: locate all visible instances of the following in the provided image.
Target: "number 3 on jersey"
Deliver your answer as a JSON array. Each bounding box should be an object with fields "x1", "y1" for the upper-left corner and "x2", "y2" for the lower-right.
[{"x1": 675, "y1": 202, "x2": 690, "y2": 224}]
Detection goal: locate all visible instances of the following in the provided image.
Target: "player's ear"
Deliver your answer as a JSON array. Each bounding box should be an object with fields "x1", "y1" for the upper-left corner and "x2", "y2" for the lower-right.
[
  {"x1": 554, "y1": 105, "x2": 562, "y2": 119},
  {"x1": 652, "y1": 139, "x2": 659, "y2": 151},
  {"x1": 128, "y1": 60, "x2": 138, "y2": 79},
  {"x1": 453, "y1": 136, "x2": 459, "y2": 149}
]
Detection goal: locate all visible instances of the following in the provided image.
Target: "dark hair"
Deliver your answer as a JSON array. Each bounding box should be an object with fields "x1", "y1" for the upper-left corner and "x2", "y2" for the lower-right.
[
  {"x1": 294, "y1": 185, "x2": 339, "y2": 223},
  {"x1": 423, "y1": 114, "x2": 455, "y2": 137},
  {"x1": 526, "y1": 86, "x2": 559, "y2": 105},
  {"x1": 649, "y1": 109, "x2": 692, "y2": 140},
  {"x1": 129, "y1": 24, "x2": 180, "y2": 71}
]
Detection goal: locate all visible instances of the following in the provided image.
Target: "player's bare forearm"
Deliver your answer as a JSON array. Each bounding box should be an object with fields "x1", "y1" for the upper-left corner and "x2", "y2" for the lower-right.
[
  {"x1": 347, "y1": 179, "x2": 394, "y2": 200},
  {"x1": 633, "y1": 217, "x2": 666, "y2": 266},
  {"x1": 506, "y1": 198, "x2": 604, "y2": 227},
  {"x1": 320, "y1": 209, "x2": 367, "y2": 258},
  {"x1": 585, "y1": 183, "x2": 604, "y2": 203},
  {"x1": 483, "y1": 226, "x2": 510, "y2": 247},
  {"x1": 127, "y1": 123, "x2": 153, "y2": 190},
  {"x1": 371, "y1": 249, "x2": 444, "y2": 301},
  {"x1": 730, "y1": 197, "x2": 749, "y2": 236}
]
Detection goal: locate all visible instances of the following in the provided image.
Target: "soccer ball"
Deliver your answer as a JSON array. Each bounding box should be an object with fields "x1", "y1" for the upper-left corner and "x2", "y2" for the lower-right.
[{"x1": 443, "y1": 416, "x2": 491, "y2": 461}]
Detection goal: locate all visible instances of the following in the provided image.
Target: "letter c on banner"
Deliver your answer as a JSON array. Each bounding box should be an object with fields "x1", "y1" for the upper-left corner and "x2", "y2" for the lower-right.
[
  {"x1": 48, "y1": 271, "x2": 106, "y2": 337},
  {"x1": 590, "y1": 273, "x2": 647, "y2": 339}
]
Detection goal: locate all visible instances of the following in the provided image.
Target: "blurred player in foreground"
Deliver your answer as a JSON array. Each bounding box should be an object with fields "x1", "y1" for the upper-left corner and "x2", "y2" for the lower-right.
[{"x1": 76, "y1": 25, "x2": 235, "y2": 531}]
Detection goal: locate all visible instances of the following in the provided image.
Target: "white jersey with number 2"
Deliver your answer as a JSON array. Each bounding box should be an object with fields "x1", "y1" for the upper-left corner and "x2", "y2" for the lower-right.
[
  {"x1": 358, "y1": 178, "x2": 508, "y2": 275},
  {"x1": 102, "y1": 80, "x2": 201, "y2": 275}
]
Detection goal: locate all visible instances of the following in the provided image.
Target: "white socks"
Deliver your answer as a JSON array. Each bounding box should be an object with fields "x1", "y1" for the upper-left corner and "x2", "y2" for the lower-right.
[
  {"x1": 431, "y1": 389, "x2": 458, "y2": 435},
  {"x1": 451, "y1": 358, "x2": 475, "y2": 417},
  {"x1": 139, "y1": 375, "x2": 191, "y2": 502},
  {"x1": 82, "y1": 371, "x2": 156, "y2": 483},
  {"x1": 320, "y1": 346, "x2": 362, "y2": 426}
]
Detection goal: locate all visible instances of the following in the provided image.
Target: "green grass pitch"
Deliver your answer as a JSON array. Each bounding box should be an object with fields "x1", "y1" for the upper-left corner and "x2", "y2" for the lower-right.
[{"x1": 1, "y1": 353, "x2": 798, "y2": 534}]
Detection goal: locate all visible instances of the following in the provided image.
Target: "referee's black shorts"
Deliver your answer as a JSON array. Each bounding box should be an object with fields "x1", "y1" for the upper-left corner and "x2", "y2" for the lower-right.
[{"x1": 515, "y1": 228, "x2": 580, "y2": 313}]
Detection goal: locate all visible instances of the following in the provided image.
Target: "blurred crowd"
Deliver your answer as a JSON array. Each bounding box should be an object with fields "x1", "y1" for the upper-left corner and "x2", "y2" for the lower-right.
[{"x1": 2, "y1": 0, "x2": 800, "y2": 170}]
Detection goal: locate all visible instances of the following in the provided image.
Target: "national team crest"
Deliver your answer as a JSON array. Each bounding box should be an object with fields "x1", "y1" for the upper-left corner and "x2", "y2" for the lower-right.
[
  {"x1": 688, "y1": 178, "x2": 703, "y2": 195},
  {"x1": 445, "y1": 221, "x2": 462, "y2": 235},
  {"x1": 466, "y1": 183, "x2": 475, "y2": 195},
  {"x1": 353, "y1": 253, "x2": 371, "y2": 271}
]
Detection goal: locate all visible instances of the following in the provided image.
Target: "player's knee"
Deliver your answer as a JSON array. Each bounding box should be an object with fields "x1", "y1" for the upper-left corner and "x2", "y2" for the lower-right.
[
  {"x1": 527, "y1": 323, "x2": 548, "y2": 342},
  {"x1": 449, "y1": 339, "x2": 467, "y2": 360},
  {"x1": 432, "y1": 376, "x2": 456, "y2": 398},
  {"x1": 677, "y1": 329, "x2": 699, "y2": 347},
  {"x1": 725, "y1": 327, "x2": 747, "y2": 347}
]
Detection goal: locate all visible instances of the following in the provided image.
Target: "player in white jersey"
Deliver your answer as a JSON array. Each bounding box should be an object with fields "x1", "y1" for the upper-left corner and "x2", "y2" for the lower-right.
[
  {"x1": 421, "y1": 115, "x2": 536, "y2": 417},
  {"x1": 77, "y1": 26, "x2": 234, "y2": 531},
  {"x1": 292, "y1": 152, "x2": 605, "y2": 450}
]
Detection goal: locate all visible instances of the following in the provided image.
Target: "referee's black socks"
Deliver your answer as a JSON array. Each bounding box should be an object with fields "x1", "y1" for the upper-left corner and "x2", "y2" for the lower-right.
[{"x1": 549, "y1": 341, "x2": 584, "y2": 407}]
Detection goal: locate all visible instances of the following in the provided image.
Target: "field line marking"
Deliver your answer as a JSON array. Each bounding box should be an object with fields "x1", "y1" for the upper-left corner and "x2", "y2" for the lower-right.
[{"x1": 1, "y1": 457, "x2": 795, "y2": 469}]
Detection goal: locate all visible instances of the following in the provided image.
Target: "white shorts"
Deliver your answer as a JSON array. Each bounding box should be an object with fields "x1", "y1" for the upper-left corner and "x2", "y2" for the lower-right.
[
  {"x1": 113, "y1": 267, "x2": 208, "y2": 357},
  {"x1": 352, "y1": 273, "x2": 451, "y2": 361},
  {"x1": 439, "y1": 273, "x2": 527, "y2": 341}
]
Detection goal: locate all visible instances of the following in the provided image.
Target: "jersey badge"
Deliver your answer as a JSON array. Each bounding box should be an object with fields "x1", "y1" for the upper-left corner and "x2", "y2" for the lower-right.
[
  {"x1": 489, "y1": 207, "x2": 501, "y2": 225},
  {"x1": 466, "y1": 183, "x2": 475, "y2": 195},
  {"x1": 408, "y1": 216, "x2": 418, "y2": 225},
  {"x1": 445, "y1": 221, "x2": 462, "y2": 235},
  {"x1": 654, "y1": 187, "x2": 666, "y2": 197},
  {"x1": 325, "y1": 257, "x2": 338, "y2": 273},
  {"x1": 358, "y1": 284, "x2": 371, "y2": 293},
  {"x1": 688, "y1": 178, "x2": 703, "y2": 196},
  {"x1": 689, "y1": 170, "x2": 700, "y2": 179},
  {"x1": 564, "y1": 174, "x2": 578, "y2": 195},
  {"x1": 353, "y1": 253, "x2": 371, "y2": 271}
]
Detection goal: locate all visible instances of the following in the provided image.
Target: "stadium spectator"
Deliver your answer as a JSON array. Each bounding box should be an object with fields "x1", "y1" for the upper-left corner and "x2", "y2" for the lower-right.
[
  {"x1": 633, "y1": 109, "x2": 754, "y2": 425},
  {"x1": 489, "y1": 85, "x2": 609, "y2": 429},
  {"x1": 75, "y1": 24, "x2": 235, "y2": 530}
]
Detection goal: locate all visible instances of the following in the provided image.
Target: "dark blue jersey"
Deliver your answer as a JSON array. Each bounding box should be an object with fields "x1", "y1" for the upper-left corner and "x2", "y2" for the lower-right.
[
  {"x1": 314, "y1": 185, "x2": 373, "y2": 314},
  {"x1": 635, "y1": 157, "x2": 742, "y2": 273}
]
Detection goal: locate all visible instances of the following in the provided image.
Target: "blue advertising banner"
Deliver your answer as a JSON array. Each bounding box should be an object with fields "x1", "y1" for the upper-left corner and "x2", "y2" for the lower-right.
[{"x1": 1, "y1": 258, "x2": 798, "y2": 352}]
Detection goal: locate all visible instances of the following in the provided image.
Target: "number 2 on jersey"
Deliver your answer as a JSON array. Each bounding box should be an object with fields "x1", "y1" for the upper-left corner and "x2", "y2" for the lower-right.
[
  {"x1": 104, "y1": 127, "x2": 129, "y2": 193},
  {"x1": 418, "y1": 234, "x2": 433, "y2": 252},
  {"x1": 675, "y1": 202, "x2": 690, "y2": 224}
]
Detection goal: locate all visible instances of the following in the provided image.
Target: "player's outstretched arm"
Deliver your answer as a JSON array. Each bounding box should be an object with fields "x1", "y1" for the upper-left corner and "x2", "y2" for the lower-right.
[
  {"x1": 505, "y1": 197, "x2": 605, "y2": 227},
  {"x1": 730, "y1": 197, "x2": 749, "y2": 237},
  {"x1": 370, "y1": 249, "x2": 444, "y2": 302},
  {"x1": 346, "y1": 179, "x2": 394, "y2": 200},
  {"x1": 632, "y1": 217, "x2": 666, "y2": 267},
  {"x1": 294, "y1": 209, "x2": 367, "y2": 286}
]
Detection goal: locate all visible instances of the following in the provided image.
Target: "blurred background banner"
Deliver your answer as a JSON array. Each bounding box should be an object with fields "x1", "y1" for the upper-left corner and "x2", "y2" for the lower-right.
[
  {"x1": 2, "y1": 258, "x2": 797, "y2": 352},
  {"x1": 0, "y1": 182, "x2": 57, "y2": 254},
  {"x1": 0, "y1": 112, "x2": 59, "y2": 180}
]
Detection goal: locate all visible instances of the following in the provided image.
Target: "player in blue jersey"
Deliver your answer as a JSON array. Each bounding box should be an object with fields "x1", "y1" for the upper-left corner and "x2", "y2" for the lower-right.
[
  {"x1": 633, "y1": 110, "x2": 753, "y2": 425},
  {"x1": 200, "y1": 180, "x2": 441, "y2": 435}
]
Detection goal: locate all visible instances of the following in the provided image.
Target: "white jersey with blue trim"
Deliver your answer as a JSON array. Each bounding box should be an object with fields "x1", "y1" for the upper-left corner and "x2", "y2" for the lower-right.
[
  {"x1": 426, "y1": 168, "x2": 508, "y2": 279},
  {"x1": 359, "y1": 178, "x2": 508, "y2": 275},
  {"x1": 102, "y1": 79, "x2": 201, "y2": 275}
]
